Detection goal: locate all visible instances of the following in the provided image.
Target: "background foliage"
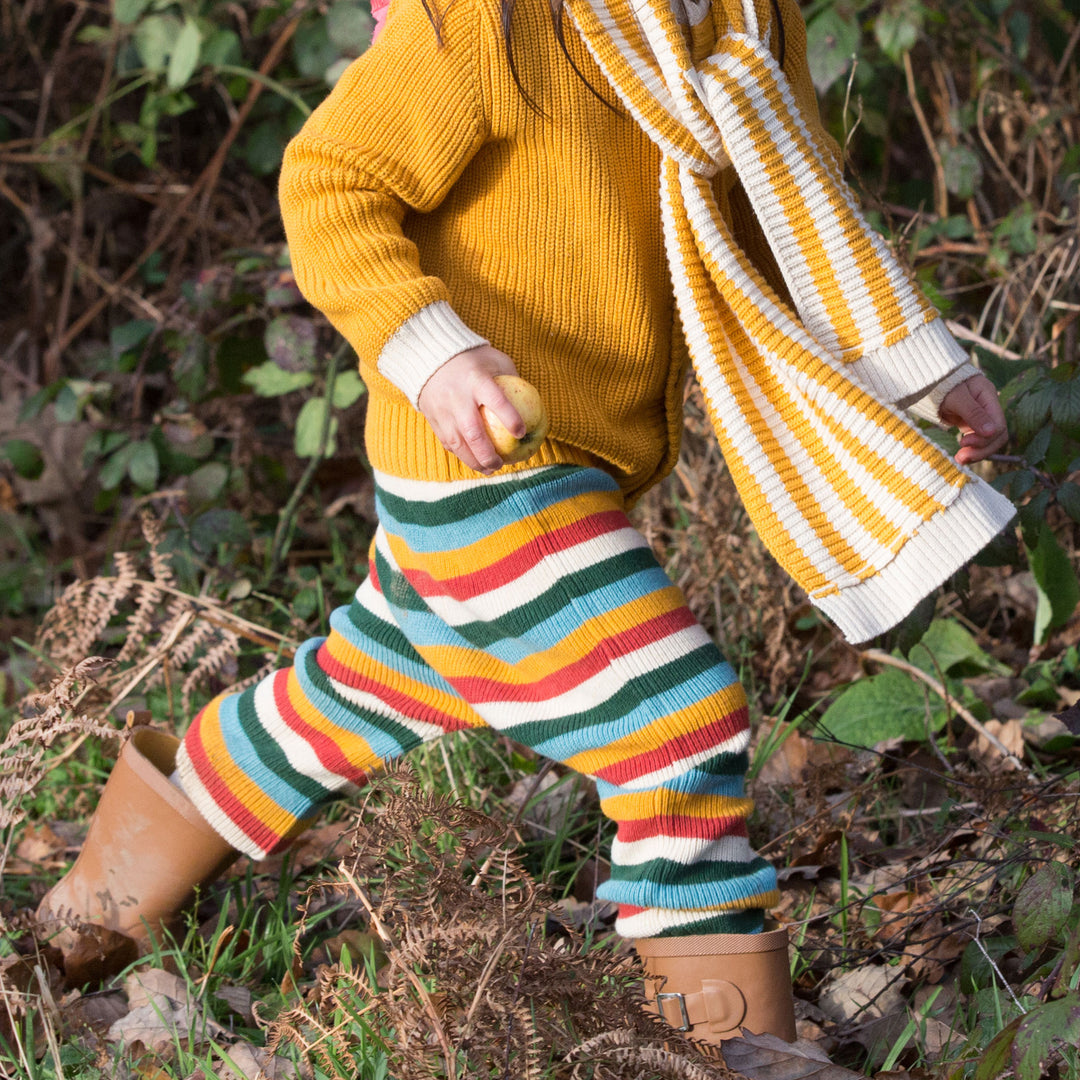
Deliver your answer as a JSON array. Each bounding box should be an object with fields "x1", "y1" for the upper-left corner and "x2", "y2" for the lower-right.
[{"x1": 1, "y1": 0, "x2": 1080, "y2": 1076}]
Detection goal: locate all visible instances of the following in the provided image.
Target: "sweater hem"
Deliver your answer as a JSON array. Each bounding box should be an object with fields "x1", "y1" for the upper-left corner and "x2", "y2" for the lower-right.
[
  {"x1": 365, "y1": 390, "x2": 603, "y2": 484},
  {"x1": 813, "y1": 478, "x2": 1016, "y2": 643}
]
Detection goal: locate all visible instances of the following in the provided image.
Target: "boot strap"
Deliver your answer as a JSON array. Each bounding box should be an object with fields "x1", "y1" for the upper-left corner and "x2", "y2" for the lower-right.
[{"x1": 656, "y1": 979, "x2": 747, "y2": 1034}]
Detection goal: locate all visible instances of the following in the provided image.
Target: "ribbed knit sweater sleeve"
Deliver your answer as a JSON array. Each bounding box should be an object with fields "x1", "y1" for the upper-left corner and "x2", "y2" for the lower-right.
[{"x1": 279, "y1": 0, "x2": 491, "y2": 404}]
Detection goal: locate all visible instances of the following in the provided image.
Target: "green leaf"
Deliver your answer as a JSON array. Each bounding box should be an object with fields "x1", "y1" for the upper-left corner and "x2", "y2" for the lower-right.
[
  {"x1": 1022, "y1": 423, "x2": 1052, "y2": 467},
  {"x1": 1013, "y1": 863, "x2": 1075, "y2": 951},
  {"x1": 942, "y1": 144, "x2": 983, "y2": 199},
  {"x1": 1050, "y1": 376, "x2": 1080, "y2": 428},
  {"x1": 874, "y1": 0, "x2": 924, "y2": 62},
  {"x1": 975, "y1": 1019, "x2": 1021, "y2": 1080},
  {"x1": 996, "y1": 203, "x2": 1039, "y2": 257},
  {"x1": 1057, "y1": 481, "x2": 1080, "y2": 524},
  {"x1": 127, "y1": 440, "x2": 159, "y2": 491},
  {"x1": 200, "y1": 27, "x2": 241, "y2": 68},
  {"x1": 190, "y1": 508, "x2": 251, "y2": 554},
  {"x1": 326, "y1": 1, "x2": 374, "y2": 54},
  {"x1": 167, "y1": 17, "x2": 202, "y2": 89},
  {"x1": 264, "y1": 314, "x2": 318, "y2": 372},
  {"x1": 110, "y1": 318, "x2": 156, "y2": 358},
  {"x1": 1026, "y1": 523, "x2": 1080, "y2": 643},
  {"x1": 295, "y1": 397, "x2": 338, "y2": 458},
  {"x1": 805, "y1": 8, "x2": 859, "y2": 93},
  {"x1": 1, "y1": 439, "x2": 45, "y2": 481},
  {"x1": 1014, "y1": 386, "x2": 1054, "y2": 444},
  {"x1": 133, "y1": 13, "x2": 179, "y2": 71},
  {"x1": 243, "y1": 119, "x2": 285, "y2": 177},
  {"x1": 242, "y1": 361, "x2": 315, "y2": 397},
  {"x1": 960, "y1": 935, "x2": 1017, "y2": 994},
  {"x1": 817, "y1": 667, "x2": 948, "y2": 749},
  {"x1": 331, "y1": 370, "x2": 366, "y2": 409},
  {"x1": 292, "y1": 21, "x2": 337, "y2": 79},
  {"x1": 98, "y1": 441, "x2": 136, "y2": 490},
  {"x1": 186, "y1": 462, "x2": 228, "y2": 506},
  {"x1": 114, "y1": 0, "x2": 153, "y2": 24},
  {"x1": 1012, "y1": 992, "x2": 1080, "y2": 1080},
  {"x1": 908, "y1": 619, "x2": 1010, "y2": 678}
]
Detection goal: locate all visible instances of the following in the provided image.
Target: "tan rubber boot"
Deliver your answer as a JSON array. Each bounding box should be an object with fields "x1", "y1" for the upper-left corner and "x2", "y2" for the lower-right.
[
  {"x1": 37, "y1": 728, "x2": 237, "y2": 977},
  {"x1": 635, "y1": 922, "x2": 797, "y2": 1045}
]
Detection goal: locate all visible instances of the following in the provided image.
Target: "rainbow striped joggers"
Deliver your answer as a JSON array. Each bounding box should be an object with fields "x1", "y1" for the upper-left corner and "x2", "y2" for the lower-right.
[{"x1": 176, "y1": 464, "x2": 779, "y2": 938}]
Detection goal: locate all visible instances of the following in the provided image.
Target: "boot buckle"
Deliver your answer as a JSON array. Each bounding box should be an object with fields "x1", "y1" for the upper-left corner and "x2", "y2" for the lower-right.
[{"x1": 656, "y1": 992, "x2": 691, "y2": 1031}]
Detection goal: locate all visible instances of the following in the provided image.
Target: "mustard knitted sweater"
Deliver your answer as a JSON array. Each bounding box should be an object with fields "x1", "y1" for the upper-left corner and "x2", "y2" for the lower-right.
[{"x1": 278, "y1": 0, "x2": 812, "y2": 501}]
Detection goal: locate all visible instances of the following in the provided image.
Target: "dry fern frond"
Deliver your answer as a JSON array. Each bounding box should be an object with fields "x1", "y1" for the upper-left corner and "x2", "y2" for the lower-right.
[
  {"x1": 264, "y1": 765, "x2": 732, "y2": 1080},
  {"x1": 0, "y1": 660, "x2": 122, "y2": 906},
  {"x1": 33, "y1": 509, "x2": 296, "y2": 720}
]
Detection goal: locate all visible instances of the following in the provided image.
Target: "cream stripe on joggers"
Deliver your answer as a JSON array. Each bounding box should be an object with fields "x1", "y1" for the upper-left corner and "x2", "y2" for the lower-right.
[{"x1": 176, "y1": 464, "x2": 779, "y2": 938}]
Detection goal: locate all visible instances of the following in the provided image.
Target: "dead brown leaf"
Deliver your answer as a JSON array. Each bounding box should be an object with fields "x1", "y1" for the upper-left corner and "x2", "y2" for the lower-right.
[
  {"x1": 973, "y1": 718, "x2": 1025, "y2": 764},
  {"x1": 755, "y1": 722, "x2": 852, "y2": 790},
  {"x1": 107, "y1": 968, "x2": 226, "y2": 1054},
  {"x1": 721, "y1": 1030, "x2": 863, "y2": 1078},
  {"x1": 215, "y1": 1041, "x2": 300, "y2": 1079},
  {"x1": 817, "y1": 965, "x2": 907, "y2": 1025},
  {"x1": 7, "y1": 822, "x2": 69, "y2": 874}
]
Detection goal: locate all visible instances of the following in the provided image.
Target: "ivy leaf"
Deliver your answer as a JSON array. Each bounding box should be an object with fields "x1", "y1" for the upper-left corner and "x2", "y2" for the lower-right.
[
  {"x1": 242, "y1": 361, "x2": 315, "y2": 397},
  {"x1": 1013, "y1": 863, "x2": 1075, "y2": 951},
  {"x1": 167, "y1": 17, "x2": 202, "y2": 90},
  {"x1": 331, "y1": 370, "x2": 366, "y2": 409},
  {"x1": 817, "y1": 667, "x2": 948, "y2": 749},
  {"x1": 1026, "y1": 522, "x2": 1080, "y2": 644},
  {"x1": 295, "y1": 397, "x2": 338, "y2": 458}
]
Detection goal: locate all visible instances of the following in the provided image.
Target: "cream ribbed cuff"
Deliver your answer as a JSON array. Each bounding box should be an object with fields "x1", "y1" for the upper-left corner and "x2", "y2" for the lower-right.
[
  {"x1": 813, "y1": 478, "x2": 1016, "y2": 643},
  {"x1": 904, "y1": 363, "x2": 982, "y2": 425},
  {"x1": 377, "y1": 300, "x2": 489, "y2": 406},
  {"x1": 844, "y1": 317, "x2": 971, "y2": 406}
]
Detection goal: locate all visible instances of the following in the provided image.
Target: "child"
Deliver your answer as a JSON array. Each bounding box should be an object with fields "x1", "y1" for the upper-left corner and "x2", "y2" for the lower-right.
[{"x1": 40, "y1": 0, "x2": 1013, "y2": 1046}]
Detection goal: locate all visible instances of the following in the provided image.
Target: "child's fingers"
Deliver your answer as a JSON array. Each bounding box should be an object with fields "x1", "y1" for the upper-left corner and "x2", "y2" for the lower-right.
[
  {"x1": 475, "y1": 379, "x2": 526, "y2": 439},
  {"x1": 432, "y1": 406, "x2": 503, "y2": 473}
]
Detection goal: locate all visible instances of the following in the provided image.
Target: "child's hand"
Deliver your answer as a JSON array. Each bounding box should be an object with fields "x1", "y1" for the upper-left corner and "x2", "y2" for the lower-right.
[
  {"x1": 417, "y1": 346, "x2": 526, "y2": 473},
  {"x1": 938, "y1": 373, "x2": 1008, "y2": 465}
]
